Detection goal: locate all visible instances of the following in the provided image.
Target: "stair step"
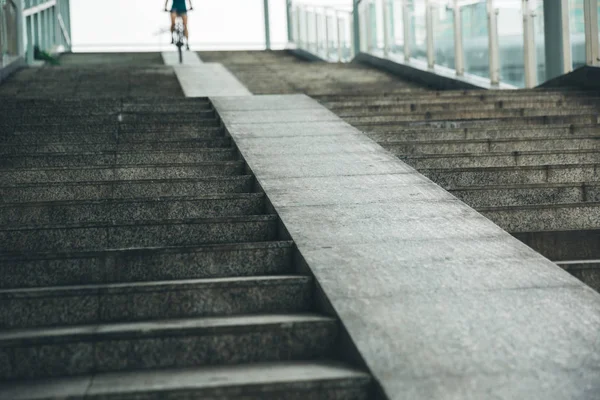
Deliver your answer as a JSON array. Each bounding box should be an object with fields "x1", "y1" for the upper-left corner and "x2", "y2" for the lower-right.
[
  {"x1": 0, "y1": 241, "x2": 294, "y2": 289},
  {"x1": 423, "y1": 164, "x2": 600, "y2": 187},
  {"x1": 380, "y1": 136, "x2": 600, "y2": 155},
  {"x1": 402, "y1": 149, "x2": 600, "y2": 169},
  {"x1": 1, "y1": 113, "x2": 218, "y2": 126},
  {"x1": 0, "y1": 215, "x2": 279, "y2": 252},
  {"x1": 480, "y1": 202, "x2": 600, "y2": 232},
  {"x1": 0, "y1": 361, "x2": 371, "y2": 400},
  {"x1": 0, "y1": 162, "x2": 245, "y2": 184},
  {"x1": 0, "y1": 139, "x2": 232, "y2": 154},
  {"x1": 450, "y1": 183, "x2": 600, "y2": 207},
  {"x1": 354, "y1": 114, "x2": 598, "y2": 129},
  {"x1": 0, "y1": 149, "x2": 236, "y2": 168},
  {"x1": 0, "y1": 194, "x2": 265, "y2": 226},
  {"x1": 0, "y1": 275, "x2": 312, "y2": 329},
  {"x1": 0, "y1": 314, "x2": 338, "y2": 381},
  {"x1": 0, "y1": 176, "x2": 254, "y2": 203}
]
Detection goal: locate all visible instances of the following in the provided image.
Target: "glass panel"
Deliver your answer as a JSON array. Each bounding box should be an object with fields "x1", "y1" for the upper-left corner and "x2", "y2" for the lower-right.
[
  {"x1": 432, "y1": 1, "x2": 455, "y2": 69},
  {"x1": 569, "y1": 0, "x2": 585, "y2": 69},
  {"x1": 1, "y1": 0, "x2": 19, "y2": 67},
  {"x1": 408, "y1": 0, "x2": 427, "y2": 62},
  {"x1": 461, "y1": 0, "x2": 489, "y2": 79},
  {"x1": 497, "y1": 2, "x2": 524, "y2": 87},
  {"x1": 390, "y1": 0, "x2": 404, "y2": 56}
]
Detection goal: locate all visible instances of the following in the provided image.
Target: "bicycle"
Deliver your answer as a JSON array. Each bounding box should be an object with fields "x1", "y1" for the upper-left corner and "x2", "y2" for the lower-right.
[{"x1": 165, "y1": 9, "x2": 192, "y2": 64}]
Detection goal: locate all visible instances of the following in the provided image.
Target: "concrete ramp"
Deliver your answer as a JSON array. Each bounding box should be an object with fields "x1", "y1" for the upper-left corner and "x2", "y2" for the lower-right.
[
  {"x1": 212, "y1": 94, "x2": 600, "y2": 400},
  {"x1": 161, "y1": 51, "x2": 203, "y2": 65},
  {"x1": 170, "y1": 63, "x2": 251, "y2": 97}
]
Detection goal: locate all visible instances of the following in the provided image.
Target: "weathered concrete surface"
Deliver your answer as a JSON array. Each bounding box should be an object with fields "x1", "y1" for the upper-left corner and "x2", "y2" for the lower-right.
[
  {"x1": 172, "y1": 64, "x2": 251, "y2": 97},
  {"x1": 213, "y1": 94, "x2": 600, "y2": 400}
]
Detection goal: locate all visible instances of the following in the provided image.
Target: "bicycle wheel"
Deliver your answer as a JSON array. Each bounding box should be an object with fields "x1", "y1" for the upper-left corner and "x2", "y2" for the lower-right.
[{"x1": 178, "y1": 44, "x2": 183, "y2": 64}]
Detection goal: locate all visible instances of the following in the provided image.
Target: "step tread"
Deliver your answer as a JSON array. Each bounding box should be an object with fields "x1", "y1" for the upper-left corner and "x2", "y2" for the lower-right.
[
  {"x1": 0, "y1": 240, "x2": 293, "y2": 261},
  {"x1": 0, "y1": 313, "x2": 336, "y2": 343},
  {"x1": 0, "y1": 275, "x2": 311, "y2": 297},
  {"x1": 0, "y1": 361, "x2": 370, "y2": 400},
  {"x1": 0, "y1": 192, "x2": 264, "y2": 207},
  {"x1": 0, "y1": 213, "x2": 277, "y2": 232}
]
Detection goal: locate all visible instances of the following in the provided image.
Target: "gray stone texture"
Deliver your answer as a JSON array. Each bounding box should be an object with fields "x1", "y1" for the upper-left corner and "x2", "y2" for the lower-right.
[{"x1": 213, "y1": 93, "x2": 600, "y2": 400}]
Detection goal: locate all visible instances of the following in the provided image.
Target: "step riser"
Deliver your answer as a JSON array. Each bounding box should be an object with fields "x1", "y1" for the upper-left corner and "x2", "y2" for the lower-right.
[
  {"x1": 451, "y1": 186, "x2": 598, "y2": 208},
  {"x1": 354, "y1": 115, "x2": 597, "y2": 129},
  {"x1": 483, "y1": 206, "x2": 600, "y2": 233},
  {"x1": 403, "y1": 152, "x2": 599, "y2": 169},
  {"x1": 0, "y1": 196, "x2": 264, "y2": 226},
  {"x1": 565, "y1": 268, "x2": 600, "y2": 292},
  {"x1": 514, "y1": 229, "x2": 600, "y2": 261},
  {"x1": 1, "y1": 114, "x2": 217, "y2": 126},
  {"x1": 0, "y1": 178, "x2": 254, "y2": 203},
  {"x1": 424, "y1": 167, "x2": 600, "y2": 187},
  {"x1": 0, "y1": 243, "x2": 293, "y2": 289},
  {"x1": 383, "y1": 139, "x2": 600, "y2": 155},
  {"x1": 347, "y1": 114, "x2": 598, "y2": 126},
  {"x1": 0, "y1": 151, "x2": 236, "y2": 169},
  {"x1": 336, "y1": 108, "x2": 599, "y2": 119},
  {"x1": 0, "y1": 321, "x2": 337, "y2": 381},
  {"x1": 0, "y1": 219, "x2": 277, "y2": 252},
  {"x1": 325, "y1": 100, "x2": 600, "y2": 111},
  {"x1": 0, "y1": 139, "x2": 231, "y2": 154},
  {"x1": 0, "y1": 164, "x2": 245, "y2": 184},
  {"x1": 0, "y1": 281, "x2": 312, "y2": 329}
]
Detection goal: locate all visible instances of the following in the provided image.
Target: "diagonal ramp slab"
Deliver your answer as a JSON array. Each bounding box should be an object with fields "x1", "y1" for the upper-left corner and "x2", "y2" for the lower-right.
[{"x1": 211, "y1": 94, "x2": 600, "y2": 400}]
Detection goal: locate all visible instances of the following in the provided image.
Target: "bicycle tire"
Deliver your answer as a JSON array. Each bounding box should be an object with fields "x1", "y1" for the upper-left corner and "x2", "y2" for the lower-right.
[{"x1": 178, "y1": 45, "x2": 183, "y2": 64}]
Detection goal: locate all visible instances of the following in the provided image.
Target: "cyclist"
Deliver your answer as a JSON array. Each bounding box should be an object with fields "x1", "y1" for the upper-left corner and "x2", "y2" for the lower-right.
[{"x1": 165, "y1": 0, "x2": 193, "y2": 49}]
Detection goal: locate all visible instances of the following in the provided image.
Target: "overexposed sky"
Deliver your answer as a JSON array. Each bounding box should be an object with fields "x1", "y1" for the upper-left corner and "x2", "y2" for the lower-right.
[{"x1": 71, "y1": 0, "x2": 352, "y2": 52}]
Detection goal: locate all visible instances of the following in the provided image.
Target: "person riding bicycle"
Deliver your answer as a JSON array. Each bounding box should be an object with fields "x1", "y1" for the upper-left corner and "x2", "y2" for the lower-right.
[{"x1": 165, "y1": 0, "x2": 193, "y2": 49}]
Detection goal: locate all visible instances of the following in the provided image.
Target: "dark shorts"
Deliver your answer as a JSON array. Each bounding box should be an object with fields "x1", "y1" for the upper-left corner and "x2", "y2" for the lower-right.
[{"x1": 171, "y1": 8, "x2": 187, "y2": 16}]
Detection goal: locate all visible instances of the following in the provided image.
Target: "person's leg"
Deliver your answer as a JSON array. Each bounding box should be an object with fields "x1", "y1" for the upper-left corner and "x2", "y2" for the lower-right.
[
  {"x1": 170, "y1": 11, "x2": 176, "y2": 33},
  {"x1": 182, "y1": 14, "x2": 189, "y2": 49}
]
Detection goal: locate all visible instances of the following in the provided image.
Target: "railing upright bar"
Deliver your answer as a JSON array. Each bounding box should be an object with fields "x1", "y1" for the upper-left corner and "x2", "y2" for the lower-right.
[
  {"x1": 382, "y1": 0, "x2": 389, "y2": 57},
  {"x1": 425, "y1": 0, "x2": 434, "y2": 69},
  {"x1": 26, "y1": 15, "x2": 33, "y2": 63},
  {"x1": 584, "y1": 0, "x2": 599, "y2": 66},
  {"x1": 337, "y1": 12, "x2": 343, "y2": 62},
  {"x1": 487, "y1": 0, "x2": 500, "y2": 86},
  {"x1": 453, "y1": 0, "x2": 464, "y2": 76},
  {"x1": 522, "y1": 0, "x2": 537, "y2": 88},
  {"x1": 560, "y1": 0, "x2": 572, "y2": 73},
  {"x1": 325, "y1": 12, "x2": 330, "y2": 60},
  {"x1": 402, "y1": 0, "x2": 411, "y2": 61}
]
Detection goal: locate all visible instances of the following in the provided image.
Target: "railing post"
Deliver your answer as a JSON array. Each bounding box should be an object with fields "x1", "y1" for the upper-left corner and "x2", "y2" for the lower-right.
[
  {"x1": 263, "y1": 0, "x2": 271, "y2": 50},
  {"x1": 26, "y1": 15, "x2": 33, "y2": 63},
  {"x1": 16, "y1": 0, "x2": 25, "y2": 57},
  {"x1": 560, "y1": 0, "x2": 572, "y2": 73},
  {"x1": 325, "y1": 12, "x2": 330, "y2": 60},
  {"x1": 382, "y1": 0, "x2": 389, "y2": 57},
  {"x1": 584, "y1": 0, "x2": 599, "y2": 66},
  {"x1": 305, "y1": 8, "x2": 310, "y2": 51},
  {"x1": 403, "y1": 0, "x2": 411, "y2": 60},
  {"x1": 453, "y1": 0, "x2": 464, "y2": 76},
  {"x1": 523, "y1": 0, "x2": 537, "y2": 88},
  {"x1": 365, "y1": 0, "x2": 372, "y2": 52},
  {"x1": 337, "y1": 12, "x2": 343, "y2": 62},
  {"x1": 487, "y1": 0, "x2": 500, "y2": 86},
  {"x1": 352, "y1": 0, "x2": 360, "y2": 55},
  {"x1": 286, "y1": 0, "x2": 292, "y2": 43},
  {"x1": 296, "y1": 6, "x2": 302, "y2": 47},
  {"x1": 426, "y1": 0, "x2": 434, "y2": 69},
  {"x1": 314, "y1": 9, "x2": 319, "y2": 54}
]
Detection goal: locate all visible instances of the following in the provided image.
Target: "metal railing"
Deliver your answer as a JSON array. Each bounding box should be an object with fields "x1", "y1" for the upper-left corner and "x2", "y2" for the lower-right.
[
  {"x1": 23, "y1": 0, "x2": 71, "y2": 63},
  {"x1": 289, "y1": 2, "x2": 355, "y2": 62},
  {"x1": 286, "y1": 0, "x2": 600, "y2": 88},
  {"x1": 1, "y1": 0, "x2": 20, "y2": 67}
]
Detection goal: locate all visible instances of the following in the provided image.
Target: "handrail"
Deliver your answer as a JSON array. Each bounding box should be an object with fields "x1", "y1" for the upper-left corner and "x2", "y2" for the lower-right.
[
  {"x1": 287, "y1": 0, "x2": 600, "y2": 89},
  {"x1": 57, "y1": 12, "x2": 70, "y2": 47}
]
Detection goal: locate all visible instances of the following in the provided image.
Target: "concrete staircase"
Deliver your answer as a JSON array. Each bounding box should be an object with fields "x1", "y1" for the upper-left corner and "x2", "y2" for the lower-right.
[
  {"x1": 200, "y1": 51, "x2": 600, "y2": 292},
  {"x1": 319, "y1": 90, "x2": 600, "y2": 291},
  {"x1": 0, "y1": 62, "x2": 371, "y2": 399}
]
